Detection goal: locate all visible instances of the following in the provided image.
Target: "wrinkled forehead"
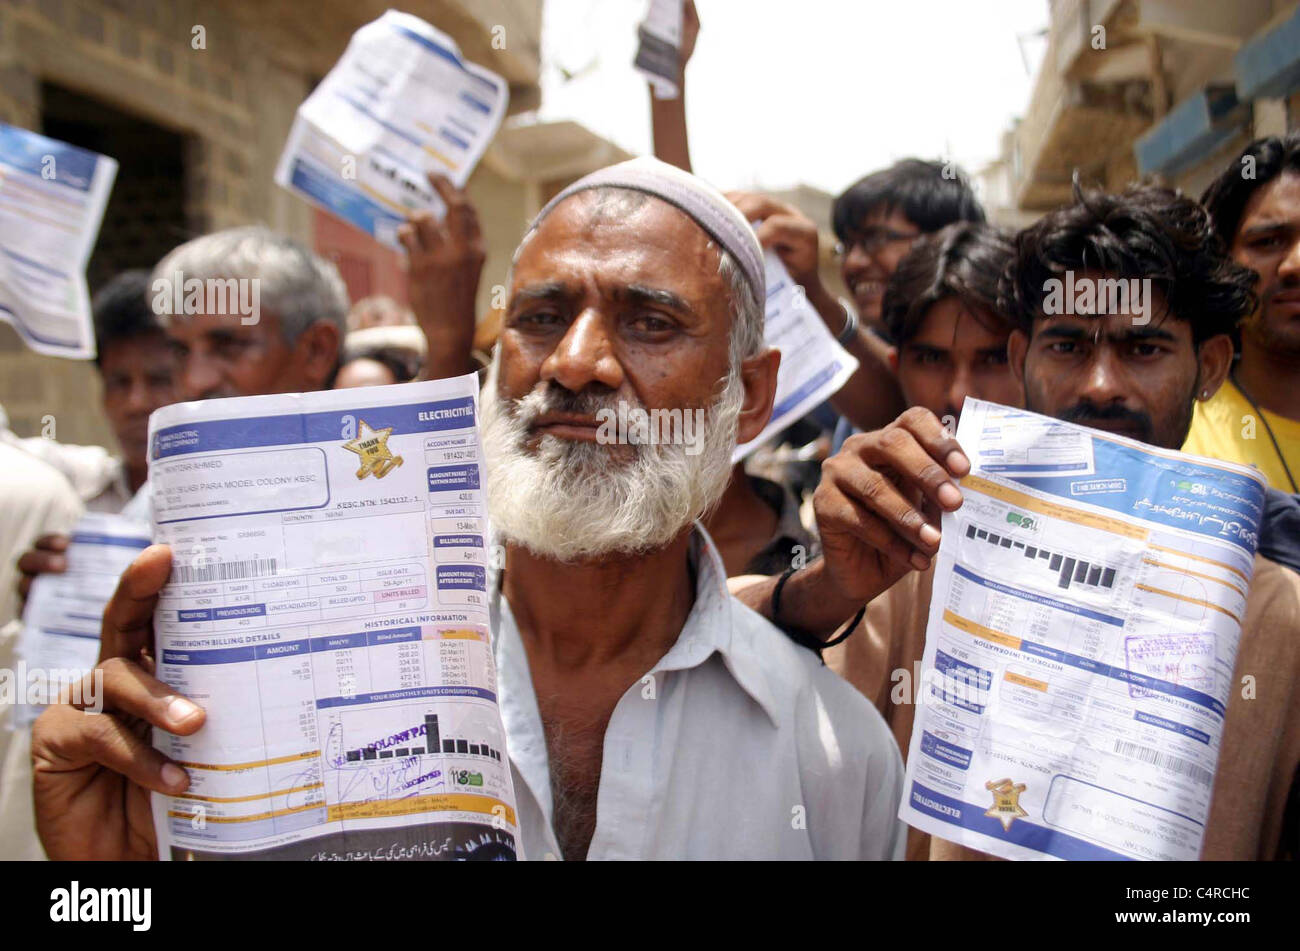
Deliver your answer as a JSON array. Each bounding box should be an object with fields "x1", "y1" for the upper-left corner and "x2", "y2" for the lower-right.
[
  {"x1": 511, "y1": 190, "x2": 726, "y2": 294},
  {"x1": 1237, "y1": 168, "x2": 1300, "y2": 234},
  {"x1": 161, "y1": 309, "x2": 280, "y2": 341}
]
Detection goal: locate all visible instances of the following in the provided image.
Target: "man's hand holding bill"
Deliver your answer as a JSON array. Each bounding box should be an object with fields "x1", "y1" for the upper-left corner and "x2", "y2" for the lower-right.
[
  {"x1": 16, "y1": 533, "x2": 70, "y2": 603},
  {"x1": 736, "y1": 407, "x2": 970, "y2": 640}
]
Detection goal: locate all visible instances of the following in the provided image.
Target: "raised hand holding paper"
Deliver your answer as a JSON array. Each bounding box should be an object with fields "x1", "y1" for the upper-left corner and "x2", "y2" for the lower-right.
[
  {"x1": 732, "y1": 252, "x2": 858, "y2": 461},
  {"x1": 274, "y1": 11, "x2": 508, "y2": 250}
]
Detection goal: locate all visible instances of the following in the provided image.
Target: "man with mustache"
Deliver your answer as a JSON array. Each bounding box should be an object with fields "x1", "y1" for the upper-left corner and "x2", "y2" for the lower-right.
[
  {"x1": 29, "y1": 157, "x2": 906, "y2": 861},
  {"x1": 742, "y1": 184, "x2": 1300, "y2": 860},
  {"x1": 729, "y1": 160, "x2": 988, "y2": 436}
]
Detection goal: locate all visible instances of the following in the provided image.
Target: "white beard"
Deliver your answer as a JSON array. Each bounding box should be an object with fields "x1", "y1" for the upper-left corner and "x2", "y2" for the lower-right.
[{"x1": 480, "y1": 359, "x2": 743, "y2": 562}]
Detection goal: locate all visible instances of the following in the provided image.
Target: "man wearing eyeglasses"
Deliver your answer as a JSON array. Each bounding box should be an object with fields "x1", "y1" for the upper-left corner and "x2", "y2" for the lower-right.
[{"x1": 730, "y1": 160, "x2": 986, "y2": 433}]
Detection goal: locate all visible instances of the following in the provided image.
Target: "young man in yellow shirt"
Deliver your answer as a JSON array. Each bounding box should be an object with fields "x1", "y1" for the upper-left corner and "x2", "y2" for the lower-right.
[{"x1": 1184, "y1": 133, "x2": 1300, "y2": 492}]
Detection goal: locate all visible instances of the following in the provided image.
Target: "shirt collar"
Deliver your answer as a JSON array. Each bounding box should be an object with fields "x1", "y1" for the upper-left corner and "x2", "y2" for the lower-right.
[
  {"x1": 634, "y1": 522, "x2": 784, "y2": 729},
  {"x1": 490, "y1": 522, "x2": 783, "y2": 730}
]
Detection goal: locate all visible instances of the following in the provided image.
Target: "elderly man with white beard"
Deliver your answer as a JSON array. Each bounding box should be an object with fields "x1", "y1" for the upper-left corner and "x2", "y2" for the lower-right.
[{"x1": 30, "y1": 158, "x2": 905, "y2": 862}]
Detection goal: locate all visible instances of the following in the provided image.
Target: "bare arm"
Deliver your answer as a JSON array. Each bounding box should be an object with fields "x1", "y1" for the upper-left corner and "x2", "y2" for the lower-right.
[
  {"x1": 732, "y1": 558, "x2": 867, "y2": 640},
  {"x1": 648, "y1": 0, "x2": 698, "y2": 173}
]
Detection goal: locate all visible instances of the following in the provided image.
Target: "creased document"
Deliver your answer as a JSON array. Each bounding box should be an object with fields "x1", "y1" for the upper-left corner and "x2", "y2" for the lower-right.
[
  {"x1": 274, "y1": 11, "x2": 509, "y2": 250},
  {"x1": 634, "y1": 0, "x2": 684, "y2": 99},
  {"x1": 147, "y1": 375, "x2": 520, "y2": 860},
  {"x1": 12, "y1": 513, "x2": 150, "y2": 727},
  {"x1": 899, "y1": 398, "x2": 1266, "y2": 860},
  {"x1": 0, "y1": 122, "x2": 117, "y2": 359},
  {"x1": 733, "y1": 253, "x2": 858, "y2": 461}
]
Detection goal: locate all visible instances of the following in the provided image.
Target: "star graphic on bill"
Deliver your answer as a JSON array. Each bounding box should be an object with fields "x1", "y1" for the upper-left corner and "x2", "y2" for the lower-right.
[
  {"x1": 342, "y1": 419, "x2": 404, "y2": 479},
  {"x1": 983, "y1": 778, "x2": 1029, "y2": 832}
]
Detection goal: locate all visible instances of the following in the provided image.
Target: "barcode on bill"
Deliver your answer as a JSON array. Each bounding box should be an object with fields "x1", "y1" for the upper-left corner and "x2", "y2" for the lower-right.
[
  {"x1": 171, "y1": 557, "x2": 279, "y2": 584},
  {"x1": 1113, "y1": 738, "x2": 1214, "y2": 787}
]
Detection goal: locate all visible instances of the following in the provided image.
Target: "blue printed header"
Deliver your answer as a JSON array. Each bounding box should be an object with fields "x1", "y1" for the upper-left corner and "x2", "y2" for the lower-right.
[
  {"x1": 152, "y1": 397, "x2": 475, "y2": 461},
  {"x1": 0, "y1": 122, "x2": 103, "y2": 192},
  {"x1": 1010, "y1": 436, "x2": 1266, "y2": 555}
]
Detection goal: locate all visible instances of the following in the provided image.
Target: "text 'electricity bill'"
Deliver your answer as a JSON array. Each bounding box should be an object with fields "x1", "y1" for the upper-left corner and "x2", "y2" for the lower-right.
[
  {"x1": 146, "y1": 374, "x2": 519, "y2": 860},
  {"x1": 900, "y1": 398, "x2": 1266, "y2": 861}
]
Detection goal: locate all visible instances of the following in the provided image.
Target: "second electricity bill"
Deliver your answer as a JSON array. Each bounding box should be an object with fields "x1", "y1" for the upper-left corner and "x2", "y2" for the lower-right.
[
  {"x1": 900, "y1": 398, "x2": 1266, "y2": 860},
  {"x1": 146, "y1": 374, "x2": 520, "y2": 860}
]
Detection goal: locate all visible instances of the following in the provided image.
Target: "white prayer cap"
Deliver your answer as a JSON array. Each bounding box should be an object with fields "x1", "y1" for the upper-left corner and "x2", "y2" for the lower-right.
[{"x1": 531, "y1": 156, "x2": 765, "y2": 303}]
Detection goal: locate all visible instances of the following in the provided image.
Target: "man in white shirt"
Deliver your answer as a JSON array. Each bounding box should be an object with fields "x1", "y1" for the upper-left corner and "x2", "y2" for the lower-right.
[
  {"x1": 492, "y1": 525, "x2": 901, "y2": 860},
  {"x1": 30, "y1": 158, "x2": 905, "y2": 861},
  {"x1": 0, "y1": 439, "x2": 82, "y2": 859}
]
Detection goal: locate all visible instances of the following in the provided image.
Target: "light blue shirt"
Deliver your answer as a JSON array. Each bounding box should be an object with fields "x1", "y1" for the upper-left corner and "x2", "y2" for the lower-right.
[{"x1": 490, "y1": 525, "x2": 906, "y2": 860}]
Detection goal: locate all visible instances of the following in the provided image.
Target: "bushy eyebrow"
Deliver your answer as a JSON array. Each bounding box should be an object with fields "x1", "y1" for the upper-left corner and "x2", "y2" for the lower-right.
[
  {"x1": 1037, "y1": 323, "x2": 1177, "y2": 343},
  {"x1": 613, "y1": 284, "x2": 692, "y2": 314},
  {"x1": 1239, "y1": 220, "x2": 1295, "y2": 238},
  {"x1": 203, "y1": 326, "x2": 248, "y2": 343},
  {"x1": 508, "y1": 282, "x2": 691, "y2": 317},
  {"x1": 509, "y1": 281, "x2": 572, "y2": 307}
]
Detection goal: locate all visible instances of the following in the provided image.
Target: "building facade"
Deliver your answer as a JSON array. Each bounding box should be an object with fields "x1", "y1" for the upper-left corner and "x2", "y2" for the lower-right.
[
  {"x1": 988, "y1": 0, "x2": 1300, "y2": 219},
  {"x1": 0, "y1": 0, "x2": 626, "y2": 453}
]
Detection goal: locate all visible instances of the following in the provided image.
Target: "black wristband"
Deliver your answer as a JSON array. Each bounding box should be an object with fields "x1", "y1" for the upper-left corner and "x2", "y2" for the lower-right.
[
  {"x1": 823, "y1": 605, "x2": 867, "y2": 648},
  {"x1": 770, "y1": 567, "x2": 866, "y2": 657},
  {"x1": 770, "y1": 567, "x2": 798, "y2": 623}
]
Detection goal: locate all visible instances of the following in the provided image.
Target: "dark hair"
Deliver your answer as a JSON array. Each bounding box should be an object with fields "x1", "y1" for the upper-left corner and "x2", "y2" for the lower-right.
[
  {"x1": 1003, "y1": 183, "x2": 1257, "y2": 344},
  {"x1": 342, "y1": 348, "x2": 419, "y2": 384},
  {"x1": 832, "y1": 158, "x2": 985, "y2": 242},
  {"x1": 92, "y1": 269, "x2": 163, "y2": 366},
  {"x1": 1202, "y1": 132, "x2": 1300, "y2": 244},
  {"x1": 882, "y1": 222, "x2": 1015, "y2": 345}
]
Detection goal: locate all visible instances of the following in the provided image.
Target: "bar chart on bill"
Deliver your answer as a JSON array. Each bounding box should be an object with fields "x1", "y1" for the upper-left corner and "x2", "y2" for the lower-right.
[
  {"x1": 340, "y1": 711, "x2": 503, "y2": 763},
  {"x1": 963, "y1": 521, "x2": 1119, "y2": 592}
]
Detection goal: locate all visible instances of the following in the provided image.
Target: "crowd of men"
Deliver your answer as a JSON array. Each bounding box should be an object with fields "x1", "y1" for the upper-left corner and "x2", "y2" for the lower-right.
[{"x1": 1, "y1": 4, "x2": 1299, "y2": 861}]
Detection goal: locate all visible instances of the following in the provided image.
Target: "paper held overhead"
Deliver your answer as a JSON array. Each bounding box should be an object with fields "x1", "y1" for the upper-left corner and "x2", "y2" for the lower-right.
[
  {"x1": 634, "y1": 0, "x2": 685, "y2": 99},
  {"x1": 0, "y1": 122, "x2": 117, "y2": 360},
  {"x1": 274, "y1": 11, "x2": 509, "y2": 251}
]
